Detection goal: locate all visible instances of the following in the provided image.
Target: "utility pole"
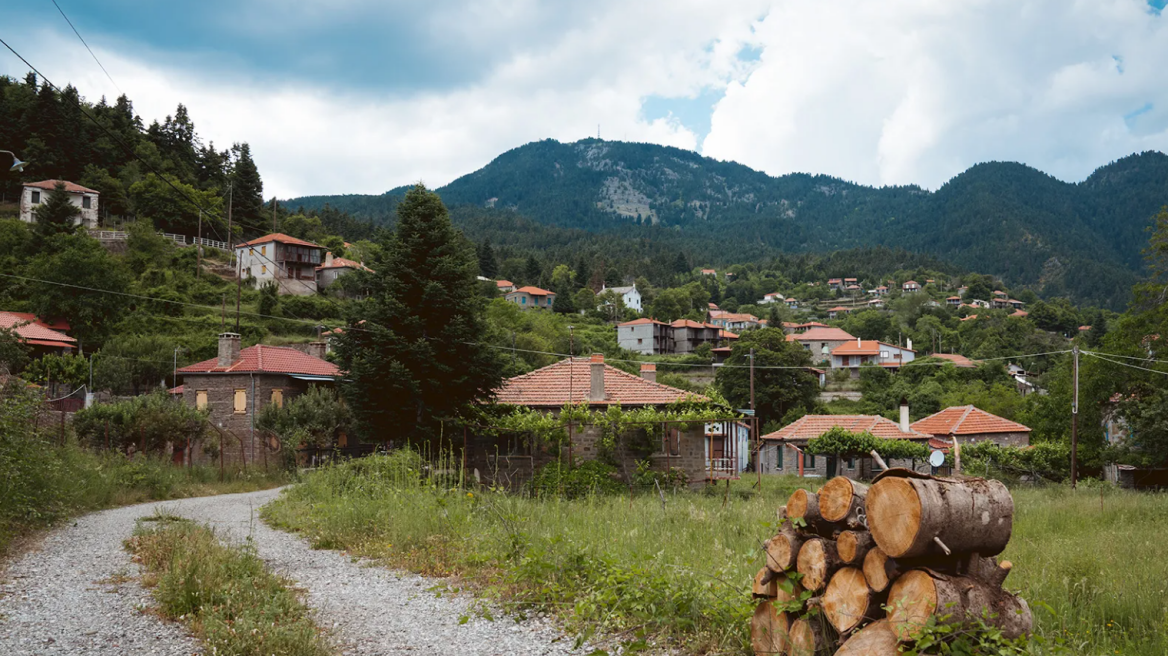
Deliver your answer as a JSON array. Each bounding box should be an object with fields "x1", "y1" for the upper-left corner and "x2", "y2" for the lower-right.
[
  {"x1": 196, "y1": 209, "x2": 203, "y2": 278},
  {"x1": 226, "y1": 183, "x2": 233, "y2": 266},
  {"x1": 173, "y1": 347, "x2": 179, "y2": 389},
  {"x1": 272, "y1": 198, "x2": 278, "y2": 233},
  {"x1": 750, "y1": 348, "x2": 758, "y2": 480},
  {"x1": 1071, "y1": 345, "x2": 1080, "y2": 489}
]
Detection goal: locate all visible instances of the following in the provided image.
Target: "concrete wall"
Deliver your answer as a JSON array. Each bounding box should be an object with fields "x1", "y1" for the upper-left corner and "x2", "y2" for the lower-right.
[{"x1": 20, "y1": 186, "x2": 99, "y2": 228}]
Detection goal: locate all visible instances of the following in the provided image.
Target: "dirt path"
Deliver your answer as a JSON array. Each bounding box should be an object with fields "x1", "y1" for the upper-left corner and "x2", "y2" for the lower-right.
[{"x1": 0, "y1": 489, "x2": 583, "y2": 655}]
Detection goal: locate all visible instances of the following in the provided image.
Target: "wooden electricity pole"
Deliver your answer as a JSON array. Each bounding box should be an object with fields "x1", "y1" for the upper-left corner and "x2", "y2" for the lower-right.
[
  {"x1": 1071, "y1": 345, "x2": 1080, "y2": 489},
  {"x1": 196, "y1": 209, "x2": 202, "y2": 277}
]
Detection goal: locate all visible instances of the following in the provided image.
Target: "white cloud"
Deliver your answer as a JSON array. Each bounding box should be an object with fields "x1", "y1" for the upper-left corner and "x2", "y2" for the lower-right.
[{"x1": 703, "y1": 0, "x2": 1168, "y2": 188}]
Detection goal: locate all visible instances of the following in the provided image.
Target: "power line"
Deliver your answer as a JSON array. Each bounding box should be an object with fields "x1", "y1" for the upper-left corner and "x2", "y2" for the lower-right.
[
  {"x1": 1083, "y1": 351, "x2": 1168, "y2": 377},
  {"x1": 0, "y1": 35, "x2": 226, "y2": 242},
  {"x1": 49, "y1": 0, "x2": 122, "y2": 95}
]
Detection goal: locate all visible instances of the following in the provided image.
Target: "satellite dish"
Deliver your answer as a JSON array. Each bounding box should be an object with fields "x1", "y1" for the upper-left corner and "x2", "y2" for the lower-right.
[{"x1": 929, "y1": 450, "x2": 945, "y2": 467}]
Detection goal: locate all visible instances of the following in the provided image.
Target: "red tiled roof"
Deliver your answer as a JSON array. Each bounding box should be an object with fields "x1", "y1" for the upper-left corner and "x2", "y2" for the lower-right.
[
  {"x1": 24, "y1": 179, "x2": 99, "y2": 194},
  {"x1": 0, "y1": 312, "x2": 77, "y2": 346},
  {"x1": 793, "y1": 327, "x2": 855, "y2": 342},
  {"x1": 831, "y1": 340, "x2": 881, "y2": 356},
  {"x1": 236, "y1": 233, "x2": 323, "y2": 249},
  {"x1": 177, "y1": 344, "x2": 339, "y2": 376},
  {"x1": 1010, "y1": 310, "x2": 1029, "y2": 318},
  {"x1": 960, "y1": 314, "x2": 979, "y2": 321},
  {"x1": 618, "y1": 318, "x2": 667, "y2": 326},
  {"x1": 716, "y1": 312, "x2": 760, "y2": 323},
  {"x1": 827, "y1": 306, "x2": 851, "y2": 312},
  {"x1": 903, "y1": 280, "x2": 919, "y2": 285},
  {"x1": 671, "y1": 319, "x2": 713, "y2": 329},
  {"x1": 911, "y1": 405, "x2": 1031, "y2": 436},
  {"x1": 763, "y1": 415, "x2": 928, "y2": 441},
  {"x1": 494, "y1": 357, "x2": 706, "y2": 407},
  {"x1": 316, "y1": 257, "x2": 372, "y2": 272},
  {"x1": 1, "y1": 312, "x2": 69, "y2": 333},
  {"x1": 168, "y1": 385, "x2": 184, "y2": 395},
  {"x1": 720, "y1": 330, "x2": 740, "y2": 339},
  {"x1": 794, "y1": 322, "x2": 828, "y2": 329},
  {"x1": 510, "y1": 286, "x2": 554, "y2": 296},
  {"x1": 927, "y1": 353, "x2": 976, "y2": 368},
  {"x1": 496, "y1": 280, "x2": 514, "y2": 288},
  {"x1": 946, "y1": 296, "x2": 961, "y2": 300}
]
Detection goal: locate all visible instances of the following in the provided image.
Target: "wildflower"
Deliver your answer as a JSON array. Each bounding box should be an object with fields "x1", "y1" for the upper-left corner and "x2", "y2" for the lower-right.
[{"x1": 467, "y1": 492, "x2": 474, "y2": 498}]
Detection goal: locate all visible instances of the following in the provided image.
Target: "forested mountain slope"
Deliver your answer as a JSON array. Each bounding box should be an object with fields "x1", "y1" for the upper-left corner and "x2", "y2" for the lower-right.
[{"x1": 288, "y1": 140, "x2": 1168, "y2": 308}]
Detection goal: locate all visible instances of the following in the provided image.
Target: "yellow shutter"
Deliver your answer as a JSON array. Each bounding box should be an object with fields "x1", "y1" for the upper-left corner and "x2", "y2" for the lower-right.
[
  {"x1": 195, "y1": 390, "x2": 208, "y2": 409},
  {"x1": 233, "y1": 389, "x2": 247, "y2": 414},
  {"x1": 270, "y1": 388, "x2": 283, "y2": 408}
]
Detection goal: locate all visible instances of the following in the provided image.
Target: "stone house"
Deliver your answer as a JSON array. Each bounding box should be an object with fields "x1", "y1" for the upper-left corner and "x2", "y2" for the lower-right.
[
  {"x1": 759, "y1": 410, "x2": 931, "y2": 479},
  {"x1": 670, "y1": 319, "x2": 721, "y2": 354},
  {"x1": 20, "y1": 180, "x2": 100, "y2": 228},
  {"x1": 177, "y1": 333, "x2": 339, "y2": 466},
  {"x1": 482, "y1": 354, "x2": 727, "y2": 487},
  {"x1": 790, "y1": 326, "x2": 856, "y2": 364},
  {"x1": 911, "y1": 405, "x2": 1031, "y2": 448},
  {"x1": 830, "y1": 339, "x2": 916, "y2": 377},
  {"x1": 616, "y1": 318, "x2": 673, "y2": 355},
  {"x1": 235, "y1": 233, "x2": 324, "y2": 296},
  {"x1": 505, "y1": 285, "x2": 556, "y2": 310}
]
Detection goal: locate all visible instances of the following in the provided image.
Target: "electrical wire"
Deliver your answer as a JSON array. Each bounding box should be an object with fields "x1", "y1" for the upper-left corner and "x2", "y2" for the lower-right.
[
  {"x1": 1083, "y1": 351, "x2": 1168, "y2": 377},
  {"x1": 49, "y1": 0, "x2": 122, "y2": 94}
]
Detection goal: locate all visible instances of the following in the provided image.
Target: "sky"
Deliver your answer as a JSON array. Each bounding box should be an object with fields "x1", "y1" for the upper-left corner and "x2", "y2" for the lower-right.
[{"x1": 2, "y1": 0, "x2": 1167, "y2": 198}]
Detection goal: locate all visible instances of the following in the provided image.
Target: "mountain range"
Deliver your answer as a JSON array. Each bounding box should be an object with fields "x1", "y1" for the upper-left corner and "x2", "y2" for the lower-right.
[{"x1": 286, "y1": 139, "x2": 1168, "y2": 308}]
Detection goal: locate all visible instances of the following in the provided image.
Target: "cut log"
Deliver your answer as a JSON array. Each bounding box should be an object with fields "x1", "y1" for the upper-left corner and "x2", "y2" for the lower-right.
[
  {"x1": 787, "y1": 616, "x2": 828, "y2": 656},
  {"x1": 765, "y1": 528, "x2": 806, "y2": 572},
  {"x1": 751, "y1": 601, "x2": 790, "y2": 656},
  {"x1": 866, "y1": 473, "x2": 1014, "y2": 558},
  {"x1": 862, "y1": 547, "x2": 891, "y2": 593},
  {"x1": 837, "y1": 530, "x2": 875, "y2": 564},
  {"x1": 835, "y1": 619, "x2": 900, "y2": 656},
  {"x1": 786, "y1": 488, "x2": 820, "y2": 523},
  {"x1": 754, "y1": 567, "x2": 777, "y2": 598},
  {"x1": 887, "y1": 569, "x2": 1033, "y2": 642},
  {"x1": 819, "y1": 476, "x2": 869, "y2": 527},
  {"x1": 796, "y1": 538, "x2": 842, "y2": 592},
  {"x1": 823, "y1": 567, "x2": 882, "y2": 634}
]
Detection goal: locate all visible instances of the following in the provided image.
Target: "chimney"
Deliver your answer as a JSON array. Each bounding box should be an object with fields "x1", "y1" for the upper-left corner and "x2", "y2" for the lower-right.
[
  {"x1": 640, "y1": 362, "x2": 656, "y2": 383},
  {"x1": 899, "y1": 398, "x2": 910, "y2": 433},
  {"x1": 218, "y1": 332, "x2": 241, "y2": 367},
  {"x1": 305, "y1": 341, "x2": 326, "y2": 359},
  {"x1": 589, "y1": 353, "x2": 606, "y2": 402},
  {"x1": 906, "y1": 337, "x2": 913, "y2": 351}
]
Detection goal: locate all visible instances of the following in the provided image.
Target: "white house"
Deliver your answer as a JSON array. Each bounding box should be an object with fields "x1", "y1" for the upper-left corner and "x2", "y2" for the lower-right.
[
  {"x1": 235, "y1": 233, "x2": 325, "y2": 296},
  {"x1": 20, "y1": 180, "x2": 100, "y2": 229},
  {"x1": 602, "y1": 284, "x2": 642, "y2": 312},
  {"x1": 902, "y1": 280, "x2": 921, "y2": 293},
  {"x1": 830, "y1": 338, "x2": 916, "y2": 377},
  {"x1": 759, "y1": 292, "x2": 785, "y2": 304}
]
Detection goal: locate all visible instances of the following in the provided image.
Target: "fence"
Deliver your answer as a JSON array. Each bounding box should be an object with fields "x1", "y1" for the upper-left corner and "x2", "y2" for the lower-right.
[{"x1": 89, "y1": 229, "x2": 230, "y2": 252}]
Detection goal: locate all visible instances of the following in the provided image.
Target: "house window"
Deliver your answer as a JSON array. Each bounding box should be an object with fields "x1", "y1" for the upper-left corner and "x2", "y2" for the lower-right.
[
  {"x1": 261, "y1": 245, "x2": 267, "y2": 256},
  {"x1": 195, "y1": 390, "x2": 208, "y2": 410},
  {"x1": 31, "y1": 190, "x2": 40, "y2": 204},
  {"x1": 776, "y1": 445, "x2": 784, "y2": 469},
  {"x1": 806, "y1": 453, "x2": 816, "y2": 468},
  {"x1": 270, "y1": 388, "x2": 284, "y2": 408},
  {"x1": 262, "y1": 265, "x2": 267, "y2": 274},
  {"x1": 233, "y1": 389, "x2": 247, "y2": 414},
  {"x1": 521, "y1": 297, "x2": 527, "y2": 304},
  {"x1": 637, "y1": 338, "x2": 643, "y2": 344},
  {"x1": 847, "y1": 457, "x2": 855, "y2": 469},
  {"x1": 250, "y1": 248, "x2": 255, "y2": 256},
  {"x1": 881, "y1": 351, "x2": 890, "y2": 359},
  {"x1": 82, "y1": 196, "x2": 91, "y2": 209}
]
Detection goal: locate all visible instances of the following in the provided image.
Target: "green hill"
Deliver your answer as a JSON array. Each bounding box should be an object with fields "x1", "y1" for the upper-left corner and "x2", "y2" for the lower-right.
[{"x1": 287, "y1": 140, "x2": 1168, "y2": 308}]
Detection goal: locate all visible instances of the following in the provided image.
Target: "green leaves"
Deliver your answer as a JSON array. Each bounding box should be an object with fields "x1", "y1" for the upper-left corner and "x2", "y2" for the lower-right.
[{"x1": 805, "y1": 426, "x2": 929, "y2": 460}]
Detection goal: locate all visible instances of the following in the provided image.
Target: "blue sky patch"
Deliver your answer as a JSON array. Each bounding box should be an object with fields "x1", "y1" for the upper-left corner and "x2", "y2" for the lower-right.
[
  {"x1": 1124, "y1": 102, "x2": 1154, "y2": 129},
  {"x1": 1149, "y1": 0, "x2": 1167, "y2": 14},
  {"x1": 641, "y1": 88, "x2": 726, "y2": 142}
]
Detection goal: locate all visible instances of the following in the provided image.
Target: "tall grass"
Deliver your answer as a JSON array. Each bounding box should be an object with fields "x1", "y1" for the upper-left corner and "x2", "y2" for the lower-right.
[
  {"x1": 129, "y1": 516, "x2": 331, "y2": 656},
  {"x1": 264, "y1": 454, "x2": 1168, "y2": 655}
]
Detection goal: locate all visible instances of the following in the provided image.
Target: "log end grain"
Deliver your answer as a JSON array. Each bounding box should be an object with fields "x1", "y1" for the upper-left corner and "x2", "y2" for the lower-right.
[
  {"x1": 787, "y1": 488, "x2": 811, "y2": 520},
  {"x1": 862, "y1": 547, "x2": 891, "y2": 593},
  {"x1": 819, "y1": 476, "x2": 857, "y2": 522},
  {"x1": 823, "y1": 567, "x2": 872, "y2": 634},
  {"x1": 835, "y1": 619, "x2": 900, "y2": 656},
  {"x1": 887, "y1": 569, "x2": 938, "y2": 641},
  {"x1": 797, "y1": 539, "x2": 829, "y2": 592},
  {"x1": 866, "y1": 476, "x2": 922, "y2": 558},
  {"x1": 753, "y1": 567, "x2": 778, "y2": 598},
  {"x1": 787, "y1": 617, "x2": 821, "y2": 656},
  {"x1": 837, "y1": 530, "x2": 874, "y2": 564},
  {"x1": 766, "y1": 532, "x2": 801, "y2": 572},
  {"x1": 751, "y1": 601, "x2": 790, "y2": 656}
]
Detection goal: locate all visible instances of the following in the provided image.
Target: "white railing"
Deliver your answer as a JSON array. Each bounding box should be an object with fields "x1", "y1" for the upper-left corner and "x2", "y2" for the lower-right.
[
  {"x1": 89, "y1": 229, "x2": 230, "y2": 251},
  {"x1": 192, "y1": 236, "x2": 229, "y2": 251}
]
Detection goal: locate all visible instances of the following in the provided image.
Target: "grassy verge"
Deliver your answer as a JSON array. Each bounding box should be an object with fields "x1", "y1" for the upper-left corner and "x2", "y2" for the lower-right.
[
  {"x1": 128, "y1": 515, "x2": 332, "y2": 656},
  {"x1": 262, "y1": 452, "x2": 1168, "y2": 656}
]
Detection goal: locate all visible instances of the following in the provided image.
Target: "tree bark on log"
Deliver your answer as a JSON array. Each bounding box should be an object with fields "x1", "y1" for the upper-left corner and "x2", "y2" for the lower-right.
[
  {"x1": 866, "y1": 474, "x2": 1014, "y2": 558},
  {"x1": 823, "y1": 566, "x2": 883, "y2": 635},
  {"x1": 796, "y1": 537, "x2": 842, "y2": 592},
  {"x1": 754, "y1": 567, "x2": 778, "y2": 598},
  {"x1": 819, "y1": 476, "x2": 869, "y2": 527},
  {"x1": 834, "y1": 619, "x2": 900, "y2": 656},
  {"x1": 862, "y1": 547, "x2": 892, "y2": 593},
  {"x1": 787, "y1": 488, "x2": 838, "y2": 536},
  {"x1": 788, "y1": 616, "x2": 829, "y2": 656},
  {"x1": 837, "y1": 530, "x2": 875, "y2": 564},
  {"x1": 887, "y1": 569, "x2": 1033, "y2": 642},
  {"x1": 751, "y1": 601, "x2": 791, "y2": 656},
  {"x1": 765, "y1": 528, "x2": 806, "y2": 572}
]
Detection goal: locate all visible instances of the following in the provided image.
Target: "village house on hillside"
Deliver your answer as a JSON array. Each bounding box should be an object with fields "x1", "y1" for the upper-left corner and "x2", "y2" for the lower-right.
[
  {"x1": 19, "y1": 180, "x2": 100, "y2": 228},
  {"x1": 616, "y1": 318, "x2": 672, "y2": 355},
  {"x1": 911, "y1": 406, "x2": 1031, "y2": 448},
  {"x1": 601, "y1": 284, "x2": 642, "y2": 312},
  {"x1": 830, "y1": 339, "x2": 916, "y2": 377},
  {"x1": 235, "y1": 233, "x2": 324, "y2": 296},
  {"x1": 495, "y1": 280, "x2": 516, "y2": 293},
  {"x1": 315, "y1": 254, "x2": 372, "y2": 295},
  {"x1": 0, "y1": 311, "x2": 75, "y2": 358},
  {"x1": 177, "y1": 333, "x2": 339, "y2": 466},
  {"x1": 759, "y1": 410, "x2": 931, "y2": 479},
  {"x1": 790, "y1": 326, "x2": 856, "y2": 362},
  {"x1": 482, "y1": 355, "x2": 735, "y2": 485},
  {"x1": 505, "y1": 285, "x2": 556, "y2": 310}
]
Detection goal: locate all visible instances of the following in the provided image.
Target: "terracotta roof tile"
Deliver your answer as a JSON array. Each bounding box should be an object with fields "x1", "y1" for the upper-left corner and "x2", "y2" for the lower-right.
[
  {"x1": 24, "y1": 179, "x2": 99, "y2": 194},
  {"x1": 511, "y1": 286, "x2": 554, "y2": 296},
  {"x1": 911, "y1": 406, "x2": 1031, "y2": 436},
  {"x1": 494, "y1": 357, "x2": 706, "y2": 407},
  {"x1": 793, "y1": 327, "x2": 855, "y2": 342},
  {"x1": 927, "y1": 353, "x2": 976, "y2": 368},
  {"x1": 496, "y1": 280, "x2": 514, "y2": 288},
  {"x1": 178, "y1": 344, "x2": 339, "y2": 377},
  {"x1": 236, "y1": 233, "x2": 323, "y2": 249},
  {"x1": 0, "y1": 312, "x2": 77, "y2": 346},
  {"x1": 762, "y1": 415, "x2": 928, "y2": 441},
  {"x1": 316, "y1": 257, "x2": 372, "y2": 272},
  {"x1": 618, "y1": 318, "x2": 668, "y2": 326}
]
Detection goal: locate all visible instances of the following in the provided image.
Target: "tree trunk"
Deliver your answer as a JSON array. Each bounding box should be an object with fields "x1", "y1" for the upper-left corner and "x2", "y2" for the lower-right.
[
  {"x1": 754, "y1": 567, "x2": 777, "y2": 598},
  {"x1": 786, "y1": 488, "x2": 836, "y2": 535},
  {"x1": 819, "y1": 476, "x2": 869, "y2": 527},
  {"x1": 866, "y1": 473, "x2": 1014, "y2": 558},
  {"x1": 751, "y1": 601, "x2": 791, "y2": 656},
  {"x1": 862, "y1": 547, "x2": 892, "y2": 593},
  {"x1": 765, "y1": 528, "x2": 806, "y2": 572},
  {"x1": 887, "y1": 569, "x2": 1033, "y2": 642},
  {"x1": 796, "y1": 537, "x2": 842, "y2": 592},
  {"x1": 788, "y1": 616, "x2": 829, "y2": 656},
  {"x1": 835, "y1": 619, "x2": 900, "y2": 656},
  {"x1": 823, "y1": 567, "x2": 882, "y2": 634},
  {"x1": 837, "y1": 530, "x2": 875, "y2": 564}
]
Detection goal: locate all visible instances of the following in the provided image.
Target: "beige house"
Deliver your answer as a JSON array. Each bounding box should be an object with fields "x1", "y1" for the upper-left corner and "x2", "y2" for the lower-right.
[
  {"x1": 20, "y1": 180, "x2": 100, "y2": 228},
  {"x1": 235, "y1": 233, "x2": 324, "y2": 296},
  {"x1": 505, "y1": 286, "x2": 556, "y2": 310}
]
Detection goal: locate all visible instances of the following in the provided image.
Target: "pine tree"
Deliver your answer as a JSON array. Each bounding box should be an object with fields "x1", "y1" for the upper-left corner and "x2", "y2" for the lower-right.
[
  {"x1": 334, "y1": 184, "x2": 503, "y2": 443},
  {"x1": 477, "y1": 238, "x2": 498, "y2": 278},
  {"x1": 524, "y1": 255, "x2": 542, "y2": 286},
  {"x1": 33, "y1": 182, "x2": 81, "y2": 237},
  {"x1": 229, "y1": 142, "x2": 265, "y2": 236}
]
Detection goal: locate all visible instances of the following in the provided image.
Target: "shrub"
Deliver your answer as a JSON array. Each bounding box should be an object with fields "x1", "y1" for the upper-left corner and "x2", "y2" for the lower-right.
[{"x1": 530, "y1": 461, "x2": 625, "y2": 498}]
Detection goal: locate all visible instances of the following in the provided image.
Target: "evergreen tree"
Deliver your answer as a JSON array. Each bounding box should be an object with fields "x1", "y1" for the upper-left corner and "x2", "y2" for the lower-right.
[
  {"x1": 33, "y1": 182, "x2": 81, "y2": 237},
  {"x1": 477, "y1": 238, "x2": 498, "y2": 278},
  {"x1": 334, "y1": 185, "x2": 503, "y2": 443},
  {"x1": 673, "y1": 251, "x2": 689, "y2": 274},
  {"x1": 229, "y1": 143, "x2": 265, "y2": 236},
  {"x1": 715, "y1": 328, "x2": 819, "y2": 426},
  {"x1": 524, "y1": 255, "x2": 542, "y2": 286}
]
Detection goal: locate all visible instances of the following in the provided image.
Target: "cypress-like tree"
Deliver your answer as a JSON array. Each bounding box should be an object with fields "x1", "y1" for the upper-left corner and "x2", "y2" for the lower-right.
[
  {"x1": 334, "y1": 185, "x2": 503, "y2": 443},
  {"x1": 229, "y1": 142, "x2": 265, "y2": 236},
  {"x1": 524, "y1": 255, "x2": 542, "y2": 286},
  {"x1": 477, "y1": 238, "x2": 498, "y2": 278},
  {"x1": 33, "y1": 182, "x2": 81, "y2": 237}
]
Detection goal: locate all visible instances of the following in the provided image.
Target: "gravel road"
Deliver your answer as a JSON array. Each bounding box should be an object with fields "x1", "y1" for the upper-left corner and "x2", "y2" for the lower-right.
[{"x1": 0, "y1": 488, "x2": 585, "y2": 656}]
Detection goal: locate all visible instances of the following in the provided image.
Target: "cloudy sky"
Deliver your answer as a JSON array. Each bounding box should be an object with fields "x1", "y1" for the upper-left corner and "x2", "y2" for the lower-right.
[{"x1": 2, "y1": 0, "x2": 1167, "y2": 198}]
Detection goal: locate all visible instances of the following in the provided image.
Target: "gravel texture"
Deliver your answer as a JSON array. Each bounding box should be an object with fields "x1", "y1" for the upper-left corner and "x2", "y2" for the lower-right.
[{"x1": 0, "y1": 488, "x2": 586, "y2": 656}]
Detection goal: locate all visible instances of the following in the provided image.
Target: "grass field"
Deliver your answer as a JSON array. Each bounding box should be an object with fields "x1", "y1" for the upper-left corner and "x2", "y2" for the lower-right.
[{"x1": 261, "y1": 452, "x2": 1168, "y2": 655}]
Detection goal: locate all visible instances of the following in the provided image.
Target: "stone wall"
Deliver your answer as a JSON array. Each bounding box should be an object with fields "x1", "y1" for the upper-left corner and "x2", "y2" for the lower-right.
[{"x1": 759, "y1": 442, "x2": 931, "y2": 479}]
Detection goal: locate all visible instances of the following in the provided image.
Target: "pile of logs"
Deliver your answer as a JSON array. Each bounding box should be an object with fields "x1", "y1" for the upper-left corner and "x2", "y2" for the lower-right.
[{"x1": 751, "y1": 469, "x2": 1032, "y2": 655}]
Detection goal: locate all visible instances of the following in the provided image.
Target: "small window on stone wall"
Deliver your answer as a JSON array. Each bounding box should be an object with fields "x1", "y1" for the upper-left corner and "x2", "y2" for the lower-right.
[
  {"x1": 196, "y1": 390, "x2": 208, "y2": 409},
  {"x1": 233, "y1": 389, "x2": 247, "y2": 414},
  {"x1": 271, "y1": 388, "x2": 283, "y2": 408}
]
